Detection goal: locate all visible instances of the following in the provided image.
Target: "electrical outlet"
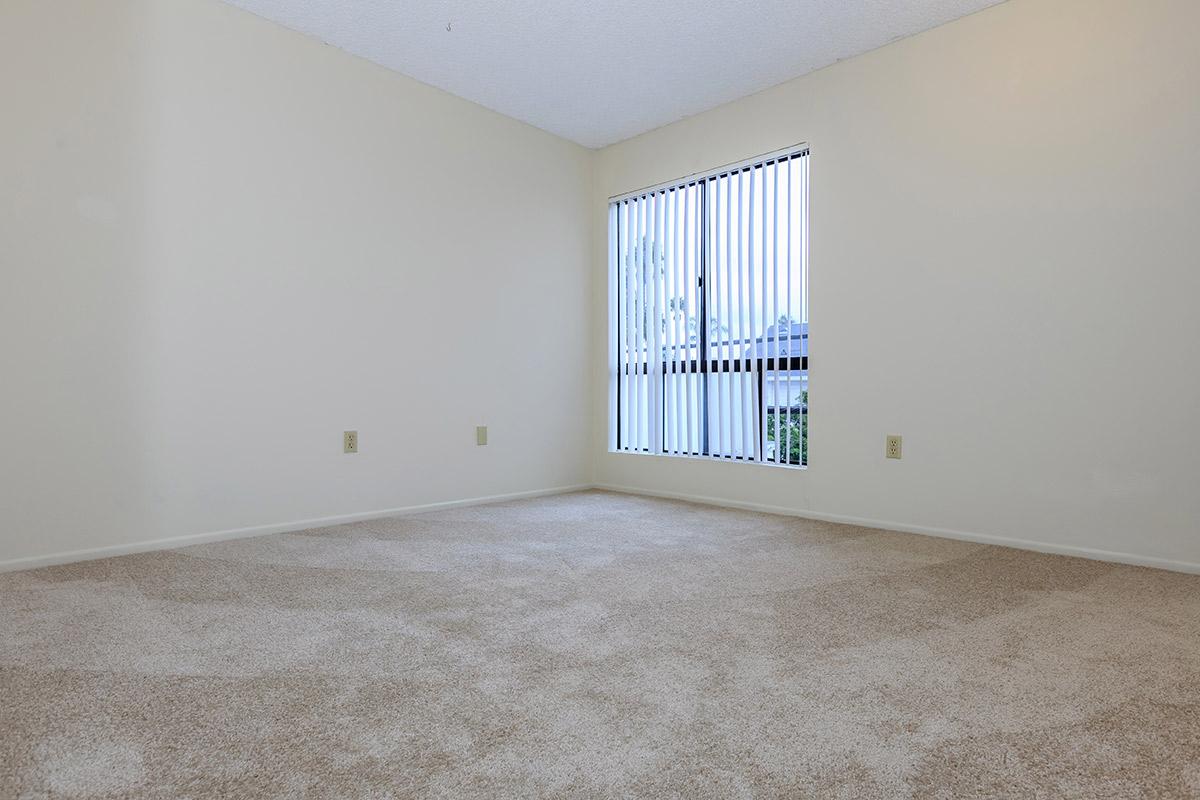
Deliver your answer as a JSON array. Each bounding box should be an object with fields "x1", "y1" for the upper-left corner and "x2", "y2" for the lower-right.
[
  {"x1": 344, "y1": 430, "x2": 358, "y2": 454},
  {"x1": 886, "y1": 435, "x2": 902, "y2": 459},
  {"x1": 476, "y1": 426, "x2": 488, "y2": 446}
]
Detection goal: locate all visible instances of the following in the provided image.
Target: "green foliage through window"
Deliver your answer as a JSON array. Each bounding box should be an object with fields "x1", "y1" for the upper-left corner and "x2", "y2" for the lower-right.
[{"x1": 765, "y1": 390, "x2": 807, "y2": 466}]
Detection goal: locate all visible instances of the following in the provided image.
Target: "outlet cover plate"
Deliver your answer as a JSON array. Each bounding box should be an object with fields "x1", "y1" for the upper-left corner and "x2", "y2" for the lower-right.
[
  {"x1": 344, "y1": 430, "x2": 358, "y2": 453},
  {"x1": 886, "y1": 435, "x2": 902, "y2": 459}
]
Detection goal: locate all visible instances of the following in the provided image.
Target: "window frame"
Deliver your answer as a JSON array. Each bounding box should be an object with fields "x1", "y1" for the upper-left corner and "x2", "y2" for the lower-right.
[{"x1": 608, "y1": 145, "x2": 809, "y2": 468}]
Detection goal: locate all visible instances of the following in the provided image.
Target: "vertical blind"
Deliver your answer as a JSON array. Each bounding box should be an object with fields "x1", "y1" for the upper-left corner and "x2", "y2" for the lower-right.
[{"x1": 608, "y1": 148, "x2": 809, "y2": 466}]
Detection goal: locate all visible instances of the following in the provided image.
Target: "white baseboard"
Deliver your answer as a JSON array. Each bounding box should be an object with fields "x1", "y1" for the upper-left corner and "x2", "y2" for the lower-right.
[
  {"x1": 594, "y1": 483, "x2": 1200, "y2": 576},
  {"x1": 0, "y1": 484, "x2": 591, "y2": 574},
  {"x1": 7, "y1": 482, "x2": 1197, "y2": 577}
]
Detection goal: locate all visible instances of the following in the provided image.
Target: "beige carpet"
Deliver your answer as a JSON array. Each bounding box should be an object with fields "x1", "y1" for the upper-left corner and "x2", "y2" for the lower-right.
[{"x1": 2, "y1": 490, "x2": 1198, "y2": 799}]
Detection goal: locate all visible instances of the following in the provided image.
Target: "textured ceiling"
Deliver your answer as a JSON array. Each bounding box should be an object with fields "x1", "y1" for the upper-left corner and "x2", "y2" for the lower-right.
[{"x1": 220, "y1": 0, "x2": 1006, "y2": 148}]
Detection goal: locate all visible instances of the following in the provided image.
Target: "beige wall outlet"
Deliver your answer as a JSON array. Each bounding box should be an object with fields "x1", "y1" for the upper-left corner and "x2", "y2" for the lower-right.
[
  {"x1": 476, "y1": 426, "x2": 488, "y2": 446},
  {"x1": 886, "y1": 435, "x2": 902, "y2": 459},
  {"x1": 344, "y1": 430, "x2": 358, "y2": 453}
]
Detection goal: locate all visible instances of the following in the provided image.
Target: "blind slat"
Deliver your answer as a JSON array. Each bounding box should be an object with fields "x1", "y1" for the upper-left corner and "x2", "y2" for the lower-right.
[
  {"x1": 712, "y1": 178, "x2": 725, "y2": 459},
  {"x1": 683, "y1": 185, "x2": 695, "y2": 454},
  {"x1": 608, "y1": 203, "x2": 618, "y2": 451},
  {"x1": 748, "y1": 166, "x2": 761, "y2": 463},
  {"x1": 663, "y1": 190, "x2": 674, "y2": 454},
  {"x1": 619, "y1": 199, "x2": 628, "y2": 451},
  {"x1": 771, "y1": 159, "x2": 781, "y2": 463},
  {"x1": 670, "y1": 188, "x2": 683, "y2": 455},
  {"x1": 657, "y1": 187, "x2": 667, "y2": 450},
  {"x1": 737, "y1": 169, "x2": 751, "y2": 459},
  {"x1": 632, "y1": 196, "x2": 644, "y2": 451},
  {"x1": 784, "y1": 158, "x2": 794, "y2": 462},
  {"x1": 760, "y1": 162, "x2": 769, "y2": 462}
]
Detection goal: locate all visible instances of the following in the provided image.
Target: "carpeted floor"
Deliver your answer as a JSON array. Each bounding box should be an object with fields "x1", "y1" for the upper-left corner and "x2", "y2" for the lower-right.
[{"x1": 2, "y1": 490, "x2": 1198, "y2": 799}]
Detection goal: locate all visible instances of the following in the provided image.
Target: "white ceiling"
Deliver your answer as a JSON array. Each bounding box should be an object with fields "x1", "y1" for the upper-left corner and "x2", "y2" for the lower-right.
[{"x1": 221, "y1": 0, "x2": 1006, "y2": 148}]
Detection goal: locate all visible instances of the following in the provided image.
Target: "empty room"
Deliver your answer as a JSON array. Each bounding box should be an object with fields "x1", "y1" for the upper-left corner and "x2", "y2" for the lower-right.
[{"x1": 2, "y1": 0, "x2": 1198, "y2": 797}]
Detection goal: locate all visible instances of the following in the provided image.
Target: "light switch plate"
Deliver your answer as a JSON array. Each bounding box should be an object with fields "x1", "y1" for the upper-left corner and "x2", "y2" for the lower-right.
[
  {"x1": 344, "y1": 430, "x2": 358, "y2": 453},
  {"x1": 476, "y1": 426, "x2": 488, "y2": 446}
]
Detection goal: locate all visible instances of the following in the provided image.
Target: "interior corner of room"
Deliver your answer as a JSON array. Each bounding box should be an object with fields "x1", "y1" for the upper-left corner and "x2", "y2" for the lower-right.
[{"x1": 5, "y1": 0, "x2": 1197, "y2": 575}]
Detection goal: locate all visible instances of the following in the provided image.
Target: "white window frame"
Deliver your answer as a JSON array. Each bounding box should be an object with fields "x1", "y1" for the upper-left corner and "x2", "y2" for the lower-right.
[{"x1": 607, "y1": 145, "x2": 809, "y2": 468}]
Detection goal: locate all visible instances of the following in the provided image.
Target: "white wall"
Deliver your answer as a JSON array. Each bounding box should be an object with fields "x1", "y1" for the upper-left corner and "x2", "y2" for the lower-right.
[
  {"x1": 0, "y1": 0, "x2": 593, "y2": 566},
  {"x1": 592, "y1": 0, "x2": 1200, "y2": 569},
  {"x1": 4, "y1": 0, "x2": 1197, "y2": 572}
]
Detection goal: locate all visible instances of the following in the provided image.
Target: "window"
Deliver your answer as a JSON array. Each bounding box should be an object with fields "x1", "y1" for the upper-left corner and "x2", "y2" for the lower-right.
[{"x1": 608, "y1": 147, "x2": 809, "y2": 467}]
